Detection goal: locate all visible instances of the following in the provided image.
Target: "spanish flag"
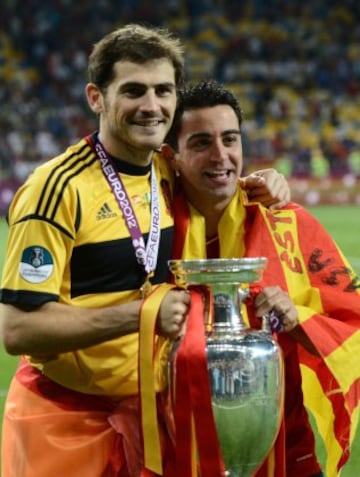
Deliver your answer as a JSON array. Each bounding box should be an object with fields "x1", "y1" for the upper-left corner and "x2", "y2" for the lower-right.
[{"x1": 171, "y1": 184, "x2": 360, "y2": 477}]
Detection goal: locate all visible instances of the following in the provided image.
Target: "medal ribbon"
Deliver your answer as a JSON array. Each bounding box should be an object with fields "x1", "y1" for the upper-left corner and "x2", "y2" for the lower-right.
[{"x1": 95, "y1": 137, "x2": 161, "y2": 279}]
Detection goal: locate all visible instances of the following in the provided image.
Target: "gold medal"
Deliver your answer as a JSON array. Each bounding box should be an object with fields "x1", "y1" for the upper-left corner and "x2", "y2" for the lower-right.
[{"x1": 140, "y1": 275, "x2": 153, "y2": 298}]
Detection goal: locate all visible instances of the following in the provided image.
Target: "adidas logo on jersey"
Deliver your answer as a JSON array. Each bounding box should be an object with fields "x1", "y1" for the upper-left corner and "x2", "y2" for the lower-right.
[{"x1": 96, "y1": 203, "x2": 117, "y2": 220}]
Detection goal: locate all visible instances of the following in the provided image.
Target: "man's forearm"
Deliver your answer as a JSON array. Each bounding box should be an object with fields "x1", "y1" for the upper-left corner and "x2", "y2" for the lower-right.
[{"x1": 0, "y1": 300, "x2": 141, "y2": 356}]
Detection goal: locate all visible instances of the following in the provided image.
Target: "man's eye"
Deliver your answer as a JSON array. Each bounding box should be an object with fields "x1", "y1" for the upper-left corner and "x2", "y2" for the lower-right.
[
  {"x1": 224, "y1": 136, "x2": 239, "y2": 145},
  {"x1": 124, "y1": 87, "x2": 144, "y2": 97},
  {"x1": 122, "y1": 85, "x2": 146, "y2": 98},
  {"x1": 192, "y1": 139, "x2": 210, "y2": 149},
  {"x1": 156, "y1": 86, "x2": 173, "y2": 96}
]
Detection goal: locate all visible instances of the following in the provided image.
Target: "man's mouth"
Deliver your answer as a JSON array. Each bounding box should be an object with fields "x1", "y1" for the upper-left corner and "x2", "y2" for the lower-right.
[
  {"x1": 205, "y1": 170, "x2": 232, "y2": 180},
  {"x1": 133, "y1": 118, "x2": 164, "y2": 128}
]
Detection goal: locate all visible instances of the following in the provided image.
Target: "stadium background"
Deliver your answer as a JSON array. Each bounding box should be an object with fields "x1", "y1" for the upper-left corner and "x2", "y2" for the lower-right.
[
  {"x1": 0, "y1": 0, "x2": 360, "y2": 475},
  {"x1": 1, "y1": 0, "x2": 360, "y2": 211}
]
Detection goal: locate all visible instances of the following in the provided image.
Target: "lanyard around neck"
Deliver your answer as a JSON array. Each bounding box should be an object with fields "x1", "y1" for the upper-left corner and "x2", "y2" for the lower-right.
[{"x1": 94, "y1": 138, "x2": 161, "y2": 294}]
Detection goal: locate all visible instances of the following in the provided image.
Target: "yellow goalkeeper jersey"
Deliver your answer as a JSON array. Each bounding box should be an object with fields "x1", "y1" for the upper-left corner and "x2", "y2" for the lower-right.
[{"x1": 0, "y1": 134, "x2": 174, "y2": 396}]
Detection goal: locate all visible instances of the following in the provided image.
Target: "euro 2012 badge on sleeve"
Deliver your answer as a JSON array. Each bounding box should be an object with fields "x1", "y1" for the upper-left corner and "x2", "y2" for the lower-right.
[{"x1": 19, "y1": 246, "x2": 54, "y2": 283}]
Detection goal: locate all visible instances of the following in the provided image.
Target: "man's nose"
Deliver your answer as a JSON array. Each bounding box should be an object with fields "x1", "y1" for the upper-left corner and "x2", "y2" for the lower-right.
[
  {"x1": 139, "y1": 90, "x2": 160, "y2": 112},
  {"x1": 209, "y1": 141, "x2": 227, "y2": 161}
]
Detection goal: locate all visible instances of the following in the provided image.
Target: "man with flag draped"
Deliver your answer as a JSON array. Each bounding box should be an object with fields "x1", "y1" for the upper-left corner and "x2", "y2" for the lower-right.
[{"x1": 161, "y1": 80, "x2": 360, "y2": 477}]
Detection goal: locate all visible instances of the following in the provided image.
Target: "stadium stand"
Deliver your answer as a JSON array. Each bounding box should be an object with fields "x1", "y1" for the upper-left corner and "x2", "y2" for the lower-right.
[{"x1": 1, "y1": 0, "x2": 360, "y2": 213}]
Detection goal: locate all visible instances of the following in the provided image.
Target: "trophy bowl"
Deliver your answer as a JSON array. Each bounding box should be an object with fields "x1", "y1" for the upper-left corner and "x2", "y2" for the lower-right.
[{"x1": 168, "y1": 258, "x2": 284, "y2": 477}]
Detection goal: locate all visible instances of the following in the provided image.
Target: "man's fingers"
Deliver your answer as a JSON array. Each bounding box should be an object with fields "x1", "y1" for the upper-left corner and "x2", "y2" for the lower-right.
[{"x1": 240, "y1": 175, "x2": 265, "y2": 191}]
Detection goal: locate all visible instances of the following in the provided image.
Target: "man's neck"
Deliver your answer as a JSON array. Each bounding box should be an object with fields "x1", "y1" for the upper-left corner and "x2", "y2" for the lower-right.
[
  {"x1": 205, "y1": 209, "x2": 222, "y2": 239},
  {"x1": 191, "y1": 199, "x2": 229, "y2": 239},
  {"x1": 98, "y1": 132, "x2": 153, "y2": 167}
]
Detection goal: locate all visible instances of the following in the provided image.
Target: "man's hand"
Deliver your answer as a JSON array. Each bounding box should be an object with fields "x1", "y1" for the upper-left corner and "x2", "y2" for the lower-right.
[
  {"x1": 240, "y1": 168, "x2": 290, "y2": 209},
  {"x1": 156, "y1": 288, "x2": 190, "y2": 339},
  {"x1": 253, "y1": 286, "x2": 320, "y2": 356},
  {"x1": 253, "y1": 286, "x2": 298, "y2": 333}
]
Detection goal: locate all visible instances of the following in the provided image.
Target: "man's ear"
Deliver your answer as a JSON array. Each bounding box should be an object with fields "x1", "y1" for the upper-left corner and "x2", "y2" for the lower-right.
[
  {"x1": 160, "y1": 144, "x2": 178, "y2": 172},
  {"x1": 85, "y1": 83, "x2": 103, "y2": 115}
]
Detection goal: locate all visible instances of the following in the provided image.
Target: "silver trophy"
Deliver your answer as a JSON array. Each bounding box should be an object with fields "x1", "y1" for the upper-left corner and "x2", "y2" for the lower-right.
[{"x1": 168, "y1": 258, "x2": 284, "y2": 477}]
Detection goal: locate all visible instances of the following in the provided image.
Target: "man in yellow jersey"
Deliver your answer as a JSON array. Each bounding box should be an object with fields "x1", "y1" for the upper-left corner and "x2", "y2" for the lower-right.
[
  {"x1": 162, "y1": 80, "x2": 360, "y2": 477},
  {"x1": 0, "y1": 25, "x2": 290, "y2": 477}
]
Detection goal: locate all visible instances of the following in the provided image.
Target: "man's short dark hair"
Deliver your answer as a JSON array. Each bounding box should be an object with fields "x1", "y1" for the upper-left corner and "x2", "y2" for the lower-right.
[
  {"x1": 165, "y1": 80, "x2": 243, "y2": 150},
  {"x1": 88, "y1": 23, "x2": 185, "y2": 92}
]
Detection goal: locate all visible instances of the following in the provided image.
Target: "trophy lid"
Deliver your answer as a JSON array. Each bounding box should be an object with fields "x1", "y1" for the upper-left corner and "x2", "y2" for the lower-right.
[{"x1": 168, "y1": 257, "x2": 267, "y2": 286}]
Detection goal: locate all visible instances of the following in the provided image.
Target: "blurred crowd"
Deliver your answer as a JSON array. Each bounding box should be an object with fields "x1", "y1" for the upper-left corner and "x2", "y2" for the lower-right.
[{"x1": 1, "y1": 0, "x2": 360, "y2": 213}]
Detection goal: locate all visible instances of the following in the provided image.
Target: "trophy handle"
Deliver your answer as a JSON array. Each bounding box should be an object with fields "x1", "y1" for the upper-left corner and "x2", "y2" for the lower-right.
[{"x1": 203, "y1": 286, "x2": 214, "y2": 334}]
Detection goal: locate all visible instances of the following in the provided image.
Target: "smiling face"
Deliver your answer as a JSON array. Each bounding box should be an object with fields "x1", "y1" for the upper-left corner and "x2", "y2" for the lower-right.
[
  {"x1": 172, "y1": 104, "x2": 243, "y2": 214},
  {"x1": 86, "y1": 58, "x2": 177, "y2": 165}
]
